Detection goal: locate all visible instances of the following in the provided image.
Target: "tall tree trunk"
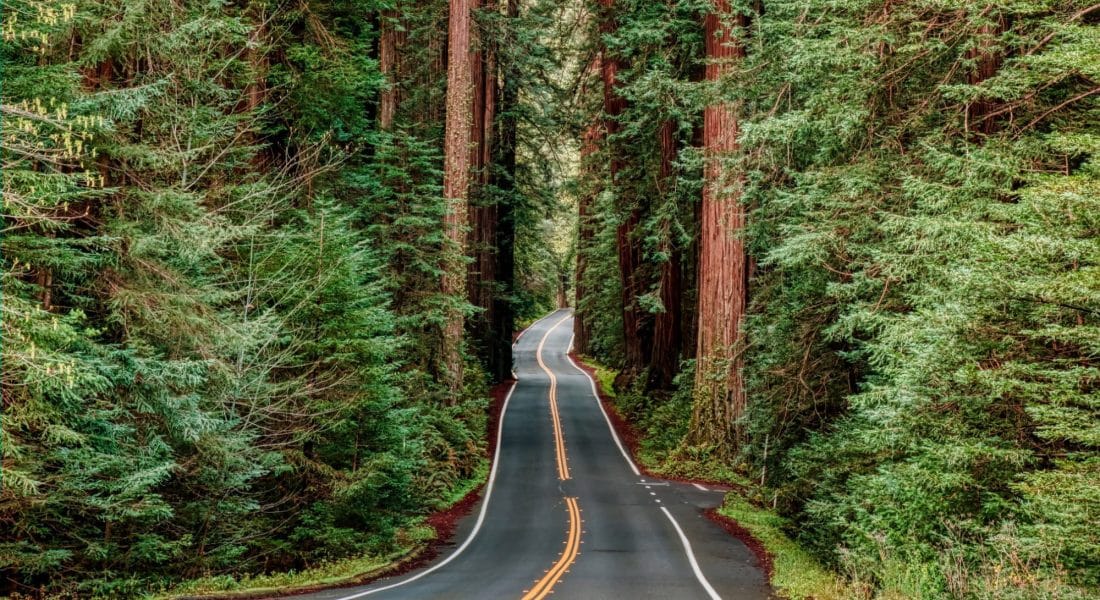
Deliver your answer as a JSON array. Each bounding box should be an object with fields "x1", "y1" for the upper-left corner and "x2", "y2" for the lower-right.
[
  {"x1": 490, "y1": 0, "x2": 519, "y2": 382},
  {"x1": 379, "y1": 9, "x2": 404, "y2": 131},
  {"x1": 574, "y1": 54, "x2": 604, "y2": 356},
  {"x1": 574, "y1": 119, "x2": 601, "y2": 356},
  {"x1": 467, "y1": 0, "x2": 500, "y2": 378},
  {"x1": 599, "y1": 0, "x2": 650, "y2": 383},
  {"x1": 442, "y1": 0, "x2": 474, "y2": 394},
  {"x1": 689, "y1": 0, "x2": 747, "y2": 449},
  {"x1": 649, "y1": 120, "x2": 683, "y2": 390}
]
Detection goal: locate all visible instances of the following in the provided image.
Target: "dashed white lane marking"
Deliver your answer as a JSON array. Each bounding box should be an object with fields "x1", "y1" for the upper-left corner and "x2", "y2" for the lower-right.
[
  {"x1": 693, "y1": 483, "x2": 709, "y2": 491},
  {"x1": 660, "y1": 507, "x2": 721, "y2": 600},
  {"x1": 566, "y1": 316, "x2": 723, "y2": 600}
]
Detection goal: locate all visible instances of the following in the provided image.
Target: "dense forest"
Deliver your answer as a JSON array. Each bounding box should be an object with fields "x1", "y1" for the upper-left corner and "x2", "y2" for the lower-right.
[
  {"x1": 2, "y1": 0, "x2": 569, "y2": 596},
  {"x1": 2, "y1": 0, "x2": 1097, "y2": 599}
]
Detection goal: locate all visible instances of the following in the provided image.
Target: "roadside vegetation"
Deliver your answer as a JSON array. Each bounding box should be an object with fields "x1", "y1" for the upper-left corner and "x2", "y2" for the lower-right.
[{"x1": 572, "y1": 1, "x2": 1098, "y2": 598}]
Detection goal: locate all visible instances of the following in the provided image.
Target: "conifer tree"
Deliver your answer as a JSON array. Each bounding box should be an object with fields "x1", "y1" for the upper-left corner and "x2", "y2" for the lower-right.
[{"x1": 689, "y1": 0, "x2": 748, "y2": 449}]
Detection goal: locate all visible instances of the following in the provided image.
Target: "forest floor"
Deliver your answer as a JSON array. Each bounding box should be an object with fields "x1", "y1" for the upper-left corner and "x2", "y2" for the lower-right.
[{"x1": 569, "y1": 354, "x2": 861, "y2": 600}]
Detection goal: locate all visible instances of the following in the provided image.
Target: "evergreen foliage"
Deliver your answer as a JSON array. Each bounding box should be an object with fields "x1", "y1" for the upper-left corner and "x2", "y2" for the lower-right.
[
  {"x1": 572, "y1": 0, "x2": 1099, "y2": 596},
  {"x1": 1, "y1": 0, "x2": 563, "y2": 595}
]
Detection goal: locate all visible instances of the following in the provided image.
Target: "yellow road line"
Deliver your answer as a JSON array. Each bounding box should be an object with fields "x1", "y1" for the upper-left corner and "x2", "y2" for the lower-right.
[
  {"x1": 521, "y1": 497, "x2": 582, "y2": 600},
  {"x1": 537, "y1": 314, "x2": 573, "y2": 480},
  {"x1": 518, "y1": 315, "x2": 583, "y2": 600}
]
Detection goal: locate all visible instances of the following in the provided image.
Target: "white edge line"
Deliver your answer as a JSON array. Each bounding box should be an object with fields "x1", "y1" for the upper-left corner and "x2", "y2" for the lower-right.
[
  {"x1": 331, "y1": 310, "x2": 564, "y2": 600},
  {"x1": 564, "y1": 331, "x2": 641, "y2": 477},
  {"x1": 331, "y1": 378, "x2": 518, "y2": 600},
  {"x1": 566, "y1": 321, "x2": 719, "y2": 599},
  {"x1": 660, "y1": 506, "x2": 722, "y2": 600}
]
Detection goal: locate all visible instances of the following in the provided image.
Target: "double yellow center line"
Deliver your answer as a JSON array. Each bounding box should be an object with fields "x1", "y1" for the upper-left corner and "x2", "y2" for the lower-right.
[
  {"x1": 521, "y1": 313, "x2": 582, "y2": 599},
  {"x1": 537, "y1": 314, "x2": 573, "y2": 480},
  {"x1": 521, "y1": 497, "x2": 581, "y2": 600}
]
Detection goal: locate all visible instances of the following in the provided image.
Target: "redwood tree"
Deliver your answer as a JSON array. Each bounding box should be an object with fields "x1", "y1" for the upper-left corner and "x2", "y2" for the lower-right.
[
  {"x1": 467, "y1": 0, "x2": 505, "y2": 379},
  {"x1": 688, "y1": 0, "x2": 747, "y2": 448},
  {"x1": 648, "y1": 120, "x2": 683, "y2": 390},
  {"x1": 574, "y1": 53, "x2": 604, "y2": 356},
  {"x1": 599, "y1": 0, "x2": 650, "y2": 383},
  {"x1": 442, "y1": 0, "x2": 474, "y2": 392},
  {"x1": 378, "y1": 9, "x2": 403, "y2": 132}
]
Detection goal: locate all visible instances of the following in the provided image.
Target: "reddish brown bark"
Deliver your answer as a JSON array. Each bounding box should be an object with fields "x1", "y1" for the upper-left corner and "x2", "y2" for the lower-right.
[
  {"x1": 966, "y1": 14, "x2": 1007, "y2": 135},
  {"x1": 649, "y1": 120, "x2": 683, "y2": 390},
  {"x1": 245, "y1": 15, "x2": 268, "y2": 113},
  {"x1": 574, "y1": 117, "x2": 601, "y2": 356},
  {"x1": 442, "y1": 0, "x2": 475, "y2": 394},
  {"x1": 599, "y1": 0, "x2": 650, "y2": 381},
  {"x1": 467, "y1": 0, "x2": 510, "y2": 382},
  {"x1": 379, "y1": 10, "x2": 404, "y2": 131},
  {"x1": 689, "y1": 1, "x2": 748, "y2": 449},
  {"x1": 574, "y1": 54, "x2": 605, "y2": 355}
]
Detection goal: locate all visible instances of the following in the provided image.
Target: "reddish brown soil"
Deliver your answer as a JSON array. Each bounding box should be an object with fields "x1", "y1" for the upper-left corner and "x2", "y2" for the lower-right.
[
  {"x1": 704, "y1": 508, "x2": 774, "y2": 578},
  {"x1": 486, "y1": 376, "x2": 516, "y2": 452}
]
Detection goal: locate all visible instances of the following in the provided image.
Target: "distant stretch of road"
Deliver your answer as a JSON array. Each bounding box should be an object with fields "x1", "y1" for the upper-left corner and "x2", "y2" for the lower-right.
[{"x1": 290, "y1": 309, "x2": 772, "y2": 600}]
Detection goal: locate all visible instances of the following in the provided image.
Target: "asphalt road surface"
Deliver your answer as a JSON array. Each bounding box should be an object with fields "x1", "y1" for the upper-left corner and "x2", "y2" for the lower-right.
[{"x1": 290, "y1": 309, "x2": 772, "y2": 600}]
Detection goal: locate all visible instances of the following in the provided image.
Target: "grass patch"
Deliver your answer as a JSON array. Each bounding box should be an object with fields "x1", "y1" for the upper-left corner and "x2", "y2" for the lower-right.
[
  {"x1": 647, "y1": 449, "x2": 750, "y2": 484},
  {"x1": 577, "y1": 355, "x2": 617, "y2": 399},
  {"x1": 718, "y1": 495, "x2": 869, "y2": 600},
  {"x1": 152, "y1": 526, "x2": 433, "y2": 599}
]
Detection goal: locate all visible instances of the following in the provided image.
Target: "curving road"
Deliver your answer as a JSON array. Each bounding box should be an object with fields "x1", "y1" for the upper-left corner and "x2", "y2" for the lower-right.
[{"x1": 290, "y1": 310, "x2": 772, "y2": 600}]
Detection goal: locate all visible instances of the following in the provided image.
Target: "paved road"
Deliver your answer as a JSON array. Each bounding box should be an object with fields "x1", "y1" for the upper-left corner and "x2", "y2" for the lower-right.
[{"x1": 291, "y1": 310, "x2": 772, "y2": 600}]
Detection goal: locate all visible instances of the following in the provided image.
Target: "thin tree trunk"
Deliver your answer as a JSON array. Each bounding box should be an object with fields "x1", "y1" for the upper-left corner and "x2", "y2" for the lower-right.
[
  {"x1": 246, "y1": 20, "x2": 267, "y2": 113},
  {"x1": 442, "y1": 0, "x2": 474, "y2": 395},
  {"x1": 966, "y1": 14, "x2": 1007, "y2": 135},
  {"x1": 689, "y1": 0, "x2": 747, "y2": 449}
]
